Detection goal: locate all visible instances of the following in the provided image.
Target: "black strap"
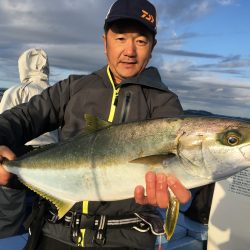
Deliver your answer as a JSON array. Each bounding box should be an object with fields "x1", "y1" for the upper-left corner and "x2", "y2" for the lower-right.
[
  {"x1": 23, "y1": 199, "x2": 47, "y2": 250},
  {"x1": 80, "y1": 214, "x2": 142, "y2": 229},
  {"x1": 23, "y1": 197, "x2": 42, "y2": 230},
  {"x1": 34, "y1": 206, "x2": 164, "y2": 250}
]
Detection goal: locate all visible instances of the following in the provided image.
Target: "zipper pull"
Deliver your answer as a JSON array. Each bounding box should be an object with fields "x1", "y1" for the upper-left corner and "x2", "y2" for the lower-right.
[{"x1": 114, "y1": 92, "x2": 119, "y2": 106}]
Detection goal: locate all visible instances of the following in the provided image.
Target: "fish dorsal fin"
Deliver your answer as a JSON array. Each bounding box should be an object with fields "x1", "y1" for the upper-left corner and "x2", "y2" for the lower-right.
[
  {"x1": 19, "y1": 179, "x2": 74, "y2": 219},
  {"x1": 84, "y1": 114, "x2": 111, "y2": 134},
  {"x1": 130, "y1": 154, "x2": 176, "y2": 165}
]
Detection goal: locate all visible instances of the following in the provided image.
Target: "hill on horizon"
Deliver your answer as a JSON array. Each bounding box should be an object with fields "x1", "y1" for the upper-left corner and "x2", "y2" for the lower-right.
[{"x1": 184, "y1": 109, "x2": 250, "y2": 122}]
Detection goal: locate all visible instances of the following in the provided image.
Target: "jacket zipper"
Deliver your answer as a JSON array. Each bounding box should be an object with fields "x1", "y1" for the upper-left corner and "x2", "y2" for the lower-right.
[{"x1": 120, "y1": 91, "x2": 132, "y2": 123}]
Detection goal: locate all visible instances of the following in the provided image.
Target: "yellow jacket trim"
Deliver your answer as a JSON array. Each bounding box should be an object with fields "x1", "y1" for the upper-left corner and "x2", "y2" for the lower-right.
[
  {"x1": 107, "y1": 66, "x2": 120, "y2": 122},
  {"x1": 78, "y1": 66, "x2": 117, "y2": 246},
  {"x1": 78, "y1": 200, "x2": 89, "y2": 246}
]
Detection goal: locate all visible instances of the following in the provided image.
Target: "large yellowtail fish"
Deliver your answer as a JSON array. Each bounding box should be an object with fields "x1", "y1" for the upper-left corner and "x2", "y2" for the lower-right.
[{"x1": 2, "y1": 115, "x2": 250, "y2": 240}]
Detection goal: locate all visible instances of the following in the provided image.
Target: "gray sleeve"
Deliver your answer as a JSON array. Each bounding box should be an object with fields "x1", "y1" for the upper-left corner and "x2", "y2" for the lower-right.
[{"x1": 0, "y1": 75, "x2": 75, "y2": 149}]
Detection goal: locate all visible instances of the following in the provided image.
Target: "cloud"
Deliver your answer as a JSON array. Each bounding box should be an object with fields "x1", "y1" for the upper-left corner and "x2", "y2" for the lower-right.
[
  {"x1": 193, "y1": 56, "x2": 250, "y2": 81},
  {"x1": 155, "y1": 47, "x2": 223, "y2": 59},
  {"x1": 217, "y1": 0, "x2": 237, "y2": 6},
  {"x1": 0, "y1": 0, "x2": 114, "y2": 86},
  {"x1": 219, "y1": 57, "x2": 250, "y2": 69},
  {"x1": 159, "y1": 58, "x2": 250, "y2": 118},
  {"x1": 0, "y1": 0, "x2": 249, "y2": 119},
  {"x1": 156, "y1": 0, "x2": 212, "y2": 23}
]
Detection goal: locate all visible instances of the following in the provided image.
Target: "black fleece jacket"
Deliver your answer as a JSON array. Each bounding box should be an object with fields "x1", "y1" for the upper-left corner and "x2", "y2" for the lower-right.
[{"x1": 0, "y1": 65, "x2": 183, "y2": 249}]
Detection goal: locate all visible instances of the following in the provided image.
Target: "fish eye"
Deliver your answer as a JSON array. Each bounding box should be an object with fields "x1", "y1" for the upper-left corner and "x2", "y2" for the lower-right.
[
  {"x1": 227, "y1": 136, "x2": 239, "y2": 145},
  {"x1": 225, "y1": 134, "x2": 240, "y2": 146},
  {"x1": 219, "y1": 130, "x2": 243, "y2": 146}
]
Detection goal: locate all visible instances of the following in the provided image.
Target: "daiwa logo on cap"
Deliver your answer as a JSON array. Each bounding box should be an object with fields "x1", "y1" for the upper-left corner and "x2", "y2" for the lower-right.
[{"x1": 141, "y1": 9, "x2": 155, "y2": 23}]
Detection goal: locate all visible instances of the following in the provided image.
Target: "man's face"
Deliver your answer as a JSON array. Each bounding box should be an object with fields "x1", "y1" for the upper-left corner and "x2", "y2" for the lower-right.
[{"x1": 103, "y1": 20, "x2": 156, "y2": 84}]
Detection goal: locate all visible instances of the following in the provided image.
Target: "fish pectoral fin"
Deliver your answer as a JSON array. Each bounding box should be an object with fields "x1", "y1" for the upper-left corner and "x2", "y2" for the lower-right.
[
  {"x1": 165, "y1": 196, "x2": 180, "y2": 241},
  {"x1": 130, "y1": 154, "x2": 176, "y2": 166},
  {"x1": 19, "y1": 179, "x2": 74, "y2": 219}
]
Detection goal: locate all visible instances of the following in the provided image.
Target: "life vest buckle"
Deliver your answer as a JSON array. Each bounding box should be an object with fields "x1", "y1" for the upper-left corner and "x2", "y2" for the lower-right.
[
  {"x1": 64, "y1": 210, "x2": 74, "y2": 227},
  {"x1": 71, "y1": 213, "x2": 81, "y2": 244},
  {"x1": 93, "y1": 215, "x2": 107, "y2": 246},
  {"x1": 47, "y1": 210, "x2": 59, "y2": 223}
]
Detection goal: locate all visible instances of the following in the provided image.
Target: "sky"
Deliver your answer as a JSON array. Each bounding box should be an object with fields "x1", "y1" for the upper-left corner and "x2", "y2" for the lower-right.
[{"x1": 0, "y1": 0, "x2": 250, "y2": 118}]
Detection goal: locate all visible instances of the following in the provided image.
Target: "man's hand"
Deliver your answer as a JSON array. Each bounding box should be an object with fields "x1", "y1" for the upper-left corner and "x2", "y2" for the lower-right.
[
  {"x1": 0, "y1": 145, "x2": 16, "y2": 185},
  {"x1": 134, "y1": 171, "x2": 191, "y2": 208}
]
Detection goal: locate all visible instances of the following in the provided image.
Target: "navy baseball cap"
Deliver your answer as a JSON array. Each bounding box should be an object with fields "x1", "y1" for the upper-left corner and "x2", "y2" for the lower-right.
[{"x1": 105, "y1": 0, "x2": 157, "y2": 35}]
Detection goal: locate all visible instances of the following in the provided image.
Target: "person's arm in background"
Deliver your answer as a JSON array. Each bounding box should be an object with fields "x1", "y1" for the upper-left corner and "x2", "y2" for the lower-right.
[{"x1": 0, "y1": 75, "x2": 75, "y2": 151}]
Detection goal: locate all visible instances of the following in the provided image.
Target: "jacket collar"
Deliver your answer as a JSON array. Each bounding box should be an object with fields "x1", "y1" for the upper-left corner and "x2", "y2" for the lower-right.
[{"x1": 94, "y1": 65, "x2": 169, "y2": 91}]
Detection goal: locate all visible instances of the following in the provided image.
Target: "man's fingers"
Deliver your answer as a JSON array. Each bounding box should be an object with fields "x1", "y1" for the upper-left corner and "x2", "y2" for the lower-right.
[
  {"x1": 0, "y1": 146, "x2": 15, "y2": 185},
  {"x1": 0, "y1": 167, "x2": 11, "y2": 185},
  {"x1": 135, "y1": 173, "x2": 191, "y2": 208},
  {"x1": 0, "y1": 146, "x2": 16, "y2": 161},
  {"x1": 145, "y1": 171, "x2": 157, "y2": 205},
  {"x1": 155, "y1": 173, "x2": 169, "y2": 208},
  {"x1": 167, "y1": 175, "x2": 191, "y2": 204},
  {"x1": 134, "y1": 185, "x2": 148, "y2": 205}
]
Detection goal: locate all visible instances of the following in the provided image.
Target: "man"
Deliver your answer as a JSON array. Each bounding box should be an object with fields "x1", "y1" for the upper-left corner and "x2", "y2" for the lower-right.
[
  {"x1": 0, "y1": 48, "x2": 58, "y2": 239},
  {"x1": 0, "y1": 0, "x2": 190, "y2": 249}
]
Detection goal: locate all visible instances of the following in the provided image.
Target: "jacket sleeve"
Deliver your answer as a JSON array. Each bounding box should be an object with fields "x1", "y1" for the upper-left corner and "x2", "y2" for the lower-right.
[
  {"x1": 146, "y1": 87, "x2": 184, "y2": 118},
  {"x1": 0, "y1": 75, "x2": 77, "y2": 150}
]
